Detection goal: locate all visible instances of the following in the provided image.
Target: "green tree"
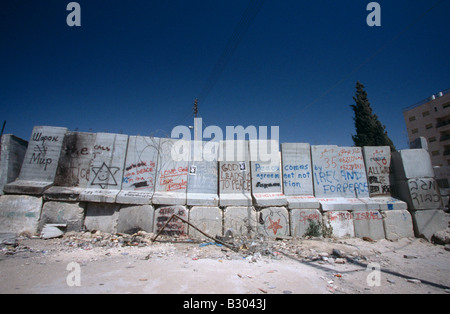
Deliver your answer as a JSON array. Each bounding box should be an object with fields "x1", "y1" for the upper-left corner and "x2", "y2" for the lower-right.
[{"x1": 351, "y1": 81, "x2": 396, "y2": 151}]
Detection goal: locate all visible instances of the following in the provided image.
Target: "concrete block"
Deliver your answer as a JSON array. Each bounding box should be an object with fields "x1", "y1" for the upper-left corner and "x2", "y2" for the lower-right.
[
  {"x1": 45, "y1": 132, "x2": 96, "y2": 201},
  {"x1": 117, "y1": 205, "x2": 154, "y2": 234},
  {"x1": 116, "y1": 136, "x2": 160, "y2": 205},
  {"x1": 0, "y1": 195, "x2": 43, "y2": 235},
  {"x1": 322, "y1": 211, "x2": 355, "y2": 238},
  {"x1": 395, "y1": 178, "x2": 443, "y2": 210},
  {"x1": 218, "y1": 140, "x2": 252, "y2": 206},
  {"x1": 52, "y1": 131, "x2": 96, "y2": 188},
  {"x1": 358, "y1": 197, "x2": 407, "y2": 211},
  {"x1": 153, "y1": 205, "x2": 188, "y2": 237},
  {"x1": 311, "y1": 145, "x2": 342, "y2": 198},
  {"x1": 4, "y1": 126, "x2": 67, "y2": 195},
  {"x1": 250, "y1": 140, "x2": 287, "y2": 207},
  {"x1": 219, "y1": 193, "x2": 252, "y2": 207},
  {"x1": 352, "y1": 210, "x2": 385, "y2": 240},
  {"x1": 411, "y1": 210, "x2": 450, "y2": 241},
  {"x1": 317, "y1": 197, "x2": 366, "y2": 211},
  {"x1": 257, "y1": 207, "x2": 290, "y2": 238},
  {"x1": 381, "y1": 210, "x2": 414, "y2": 240},
  {"x1": 84, "y1": 203, "x2": 120, "y2": 233},
  {"x1": 223, "y1": 206, "x2": 257, "y2": 238},
  {"x1": 362, "y1": 146, "x2": 393, "y2": 197},
  {"x1": 152, "y1": 138, "x2": 189, "y2": 205},
  {"x1": 187, "y1": 141, "x2": 219, "y2": 206},
  {"x1": 312, "y1": 146, "x2": 370, "y2": 199},
  {"x1": 290, "y1": 209, "x2": 322, "y2": 237},
  {"x1": 38, "y1": 201, "x2": 85, "y2": 232},
  {"x1": 189, "y1": 206, "x2": 222, "y2": 239},
  {"x1": 281, "y1": 143, "x2": 314, "y2": 196},
  {"x1": 80, "y1": 133, "x2": 128, "y2": 203},
  {"x1": 286, "y1": 196, "x2": 320, "y2": 209},
  {"x1": 337, "y1": 147, "x2": 370, "y2": 198},
  {"x1": 392, "y1": 149, "x2": 434, "y2": 180},
  {"x1": 0, "y1": 135, "x2": 28, "y2": 195},
  {"x1": 281, "y1": 143, "x2": 319, "y2": 209}
]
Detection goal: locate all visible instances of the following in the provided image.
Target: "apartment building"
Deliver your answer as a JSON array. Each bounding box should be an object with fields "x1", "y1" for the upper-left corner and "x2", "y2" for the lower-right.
[{"x1": 403, "y1": 89, "x2": 450, "y2": 188}]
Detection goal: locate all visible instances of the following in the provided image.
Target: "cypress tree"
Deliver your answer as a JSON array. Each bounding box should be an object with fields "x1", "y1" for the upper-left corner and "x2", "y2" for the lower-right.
[{"x1": 351, "y1": 81, "x2": 396, "y2": 151}]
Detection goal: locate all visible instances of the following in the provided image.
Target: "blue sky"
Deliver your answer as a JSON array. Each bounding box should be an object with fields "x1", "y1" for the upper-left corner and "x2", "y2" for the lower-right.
[{"x1": 1, "y1": 0, "x2": 449, "y2": 149}]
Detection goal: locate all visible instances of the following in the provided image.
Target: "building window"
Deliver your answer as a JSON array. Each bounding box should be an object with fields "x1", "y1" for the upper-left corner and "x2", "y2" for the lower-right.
[
  {"x1": 409, "y1": 116, "x2": 416, "y2": 122},
  {"x1": 425, "y1": 123, "x2": 433, "y2": 129},
  {"x1": 437, "y1": 178, "x2": 449, "y2": 189},
  {"x1": 431, "y1": 150, "x2": 440, "y2": 156},
  {"x1": 422, "y1": 111, "x2": 430, "y2": 117},
  {"x1": 429, "y1": 137, "x2": 437, "y2": 143},
  {"x1": 443, "y1": 102, "x2": 450, "y2": 109},
  {"x1": 412, "y1": 128, "x2": 419, "y2": 134}
]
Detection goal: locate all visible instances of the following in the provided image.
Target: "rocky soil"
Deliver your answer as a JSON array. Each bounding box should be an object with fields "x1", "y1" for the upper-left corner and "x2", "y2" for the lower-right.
[{"x1": 1, "y1": 231, "x2": 449, "y2": 294}]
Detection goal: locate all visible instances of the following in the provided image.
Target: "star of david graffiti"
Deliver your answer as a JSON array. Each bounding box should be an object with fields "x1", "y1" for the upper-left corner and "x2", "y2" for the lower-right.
[{"x1": 91, "y1": 162, "x2": 120, "y2": 189}]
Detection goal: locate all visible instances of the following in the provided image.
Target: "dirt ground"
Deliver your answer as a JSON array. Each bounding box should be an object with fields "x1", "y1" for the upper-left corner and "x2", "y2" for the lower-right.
[{"x1": 0, "y1": 234, "x2": 449, "y2": 294}]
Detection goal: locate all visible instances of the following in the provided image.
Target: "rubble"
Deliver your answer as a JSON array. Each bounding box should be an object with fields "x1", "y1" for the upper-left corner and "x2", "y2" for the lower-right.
[
  {"x1": 432, "y1": 228, "x2": 450, "y2": 245},
  {"x1": 61, "y1": 230, "x2": 157, "y2": 249}
]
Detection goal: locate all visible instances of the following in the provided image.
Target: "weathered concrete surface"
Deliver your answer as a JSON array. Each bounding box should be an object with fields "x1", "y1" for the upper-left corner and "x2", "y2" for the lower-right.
[
  {"x1": 84, "y1": 203, "x2": 120, "y2": 233},
  {"x1": 322, "y1": 211, "x2": 355, "y2": 238},
  {"x1": 44, "y1": 132, "x2": 96, "y2": 201},
  {"x1": 116, "y1": 136, "x2": 160, "y2": 205},
  {"x1": 0, "y1": 195, "x2": 43, "y2": 235},
  {"x1": 153, "y1": 205, "x2": 188, "y2": 236},
  {"x1": 0, "y1": 135, "x2": 28, "y2": 195},
  {"x1": 395, "y1": 178, "x2": 443, "y2": 210},
  {"x1": 410, "y1": 210, "x2": 450, "y2": 241},
  {"x1": 316, "y1": 197, "x2": 366, "y2": 211},
  {"x1": 223, "y1": 206, "x2": 257, "y2": 238},
  {"x1": 358, "y1": 197, "x2": 407, "y2": 211},
  {"x1": 311, "y1": 145, "x2": 341, "y2": 198},
  {"x1": 281, "y1": 143, "x2": 314, "y2": 195},
  {"x1": 257, "y1": 207, "x2": 290, "y2": 238},
  {"x1": 152, "y1": 138, "x2": 189, "y2": 205},
  {"x1": 38, "y1": 201, "x2": 85, "y2": 232},
  {"x1": 4, "y1": 126, "x2": 67, "y2": 195},
  {"x1": 392, "y1": 149, "x2": 434, "y2": 180},
  {"x1": 352, "y1": 210, "x2": 385, "y2": 240},
  {"x1": 249, "y1": 140, "x2": 286, "y2": 207},
  {"x1": 80, "y1": 133, "x2": 129, "y2": 203},
  {"x1": 290, "y1": 209, "x2": 322, "y2": 237},
  {"x1": 381, "y1": 210, "x2": 414, "y2": 240},
  {"x1": 362, "y1": 146, "x2": 393, "y2": 197},
  {"x1": 187, "y1": 141, "x2": 219, "y2": 206},
  {"x1": 218, "y1": 140, "x2": 252, "y2": 206},
  {"x1": 189, "y1": 207, "x2": 222, "y2": 240},
  {"x1": 281, "y1": 143, "x2": 319, "y2": 209},
  {"x1": 286, "y1": 196, "x2": 320, "y2": 209},
  {"x1": 117, "y1": 205, "x2": 154, "y2": 234},
  {"x1": 312, "y1": 146, "x2": 367, "y2": 211},
  {"x1": 337, "y1": 147, "x2": 370, "y2": 198}
]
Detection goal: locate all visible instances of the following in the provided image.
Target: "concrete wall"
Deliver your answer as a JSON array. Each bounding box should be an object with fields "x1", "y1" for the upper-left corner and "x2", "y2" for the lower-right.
[
  {"x1": 4, "y1": 126, "x2": 67, "y2": 195},
  {"x1": 1, "y1": 126, "x2": 448, "y2": 241},
  {"x1": 0, "y1": 135, "x2": 28, "y2": 195}
]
